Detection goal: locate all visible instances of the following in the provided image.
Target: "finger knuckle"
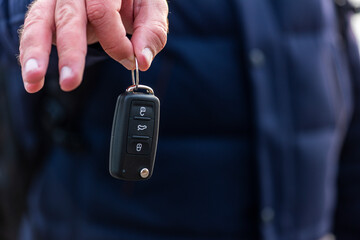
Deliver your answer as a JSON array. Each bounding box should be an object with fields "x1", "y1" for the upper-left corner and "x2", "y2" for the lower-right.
[
  {"x1": 59, "y1": 47, "x2": 87, "y2": 63},
  {"x1": 55, "y1": 4, "x2": 81, "y2": 28},
  {"x1": 20, "y1": 19, "x2": 42, "y2": 46},
  {"x1": 21, "y1": 3, "x2": 54, "y2": 44},
  {"x1": 103, "y1": 43, "x2": 118, "y2": 53},
  {"x1": 87, "y1": 1, "x2": 107, "y2": 25},
  {"x1": 24, "y1": 0, "x2": 53, "y2": 25},
  {"x1": 103, "y1": 43, "x2": 126, "y2": 59},
  {"x1": 149, "y1": 22, "x2": 168, "y2": 50},
  {"x1": 24, "y1": 7, "x2": 47, "y2": 29},
  {"x1": 134, "y1": 22, "x2": 168, "y2": 52},
  {"x1": 56, "y1": 31, "x2": 87, "y2": 54}
]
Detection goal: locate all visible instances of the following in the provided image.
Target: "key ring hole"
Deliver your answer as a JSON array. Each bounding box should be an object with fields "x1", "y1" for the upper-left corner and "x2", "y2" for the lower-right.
[
  {"x1": 131, "y1": 58, "x2": 139, "y2": 89},
  {"x1": 126, "y1": 84, "x2": 154, "y2": 94}
]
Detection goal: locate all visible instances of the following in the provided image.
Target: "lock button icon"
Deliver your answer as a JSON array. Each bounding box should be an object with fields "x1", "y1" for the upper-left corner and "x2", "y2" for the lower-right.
[{"x1": 136, "y1": 143, "x2": 143, "y2": 152}]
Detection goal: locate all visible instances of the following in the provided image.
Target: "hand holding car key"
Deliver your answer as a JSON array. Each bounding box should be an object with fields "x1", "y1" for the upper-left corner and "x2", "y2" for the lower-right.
[{"x1": 109, "y1": 58, "x2": 160, "y2": 181}]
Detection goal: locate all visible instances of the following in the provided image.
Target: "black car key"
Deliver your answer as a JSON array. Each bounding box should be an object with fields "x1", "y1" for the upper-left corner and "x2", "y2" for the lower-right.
[{"x1": 109, "y1": 59, "x2": 160, "y2": 180}]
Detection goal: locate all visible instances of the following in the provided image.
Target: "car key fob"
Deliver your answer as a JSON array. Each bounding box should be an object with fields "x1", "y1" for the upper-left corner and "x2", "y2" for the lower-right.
[{"x1": 109, "y1": 60, "x2": 160, "y2": 180}]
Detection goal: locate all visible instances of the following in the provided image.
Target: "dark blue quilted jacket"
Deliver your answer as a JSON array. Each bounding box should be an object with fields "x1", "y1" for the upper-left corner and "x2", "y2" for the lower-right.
[{"x1": 1, "y1": 0, "x2": 360, "y2": 240}]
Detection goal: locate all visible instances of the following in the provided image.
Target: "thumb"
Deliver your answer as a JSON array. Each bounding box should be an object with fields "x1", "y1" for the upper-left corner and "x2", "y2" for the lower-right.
[{"x1": 131, "y1": 0, "x2": 168, "y2": 71}]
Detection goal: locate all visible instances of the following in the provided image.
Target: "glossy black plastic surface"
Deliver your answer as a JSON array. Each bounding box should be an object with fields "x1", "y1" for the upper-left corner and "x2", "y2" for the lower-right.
[{"x1": 109, "y1": 92, "x2": 160, "y2": 180}]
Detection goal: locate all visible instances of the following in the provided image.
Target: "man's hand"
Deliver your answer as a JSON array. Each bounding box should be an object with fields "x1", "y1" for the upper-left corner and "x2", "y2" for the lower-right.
[{"x1": 19, "y1": 0, "x2": 168, "y2": 93}]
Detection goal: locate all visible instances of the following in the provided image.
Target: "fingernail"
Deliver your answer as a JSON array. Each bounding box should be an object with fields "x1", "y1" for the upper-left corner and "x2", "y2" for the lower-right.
[
  {"x1": 120, "y1": 58, "x2": 135, "y2": 70},
  {"x1": 142, "y1": 48, "x2": 153, "y2": 65},
  {"x1": 25, "y1": 58, "x2": 39, "y2": 73},
  {"x1": 60, "y1": 66, "x2": 73, "y2": 84}
]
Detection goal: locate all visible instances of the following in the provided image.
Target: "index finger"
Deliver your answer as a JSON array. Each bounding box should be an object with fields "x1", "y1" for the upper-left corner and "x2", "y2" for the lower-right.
[{"x1": 86, "y1": 0, "x2": 135, "y2": 69}]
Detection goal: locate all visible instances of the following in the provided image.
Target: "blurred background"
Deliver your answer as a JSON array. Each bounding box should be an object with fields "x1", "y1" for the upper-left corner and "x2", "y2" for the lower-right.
[
  {"x1": 1, "y1": 1, "x2": 360, "y2": 240},
  {"x1": 350, "y1": 0, "x2": 360, "y2": 43}
]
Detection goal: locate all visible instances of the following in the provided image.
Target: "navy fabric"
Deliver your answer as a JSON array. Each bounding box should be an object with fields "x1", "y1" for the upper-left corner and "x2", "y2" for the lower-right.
[
  {"x1": 0, "y1": 0, "x2": 360, "y2": 240},
  {"x1": 334, "y1": 5, "x2": 360, "y2": 239}
]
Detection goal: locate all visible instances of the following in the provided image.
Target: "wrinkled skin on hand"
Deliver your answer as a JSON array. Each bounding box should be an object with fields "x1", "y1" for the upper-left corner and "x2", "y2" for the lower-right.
[{"x1": 19, "y1": 0, "x2": 168, "y2": 93}]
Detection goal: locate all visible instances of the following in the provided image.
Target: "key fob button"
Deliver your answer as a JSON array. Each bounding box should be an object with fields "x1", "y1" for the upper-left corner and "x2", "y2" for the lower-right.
[
  {"x1": 128, "y1": 119, "x2": 154, "y2": 137},
  {"x1": 127, "y1": 137, "x2": 152, "y2": 155},
  {"x1": 130, "y1": 101, "x2": 154, "y2": 118}
]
